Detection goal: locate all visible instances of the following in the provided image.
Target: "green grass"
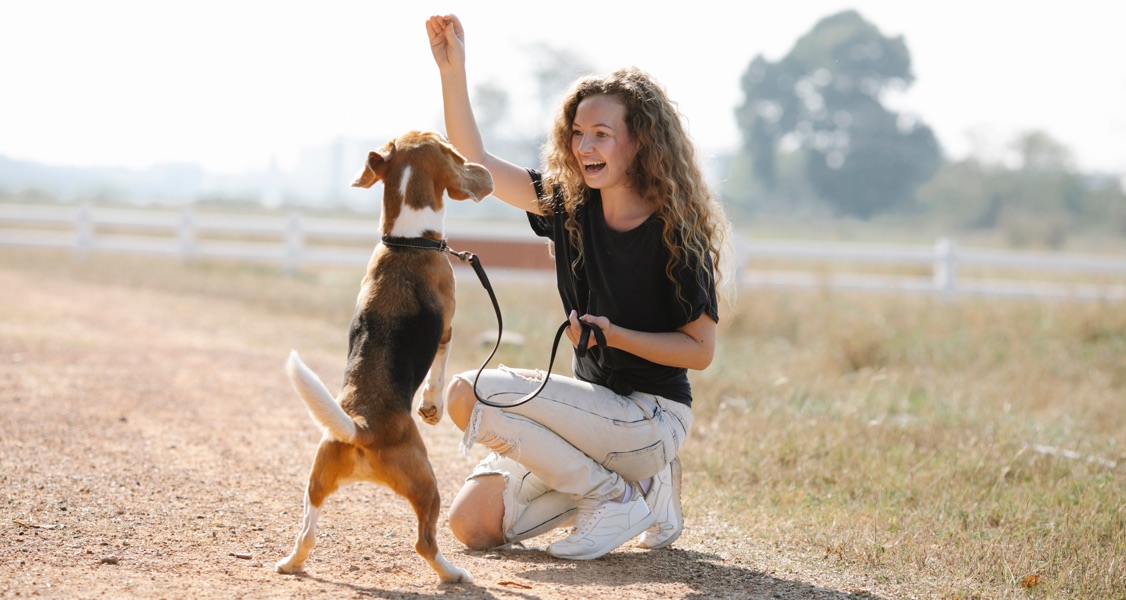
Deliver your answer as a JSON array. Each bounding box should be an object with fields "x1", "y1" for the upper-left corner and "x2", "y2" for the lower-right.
[{"x1": 4, "y1": 248, "x2": 1122, "y2": 598}]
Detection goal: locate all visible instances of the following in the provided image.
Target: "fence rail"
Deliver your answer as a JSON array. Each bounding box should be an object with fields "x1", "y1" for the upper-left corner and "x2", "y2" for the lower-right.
[{"x1": 2, "y1": 203, "x2": 1123, "y2": 301}]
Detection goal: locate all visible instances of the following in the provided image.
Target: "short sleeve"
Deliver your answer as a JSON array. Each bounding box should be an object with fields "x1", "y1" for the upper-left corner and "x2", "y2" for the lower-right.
[
  {"x1": 675, "y1": 246, "x2": 720, "y2": 326},
  {"x1": 525, "y1": 169, "x2": 554, "y2": 238}
]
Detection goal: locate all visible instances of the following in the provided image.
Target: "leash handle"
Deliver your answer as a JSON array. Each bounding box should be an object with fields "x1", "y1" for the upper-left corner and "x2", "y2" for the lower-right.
[
  {"x1": 472, "y1": 319, "x2": 571, "y2": 409},
  {"x1": 449, "y1": 244, "x2": 605, "y2": 409},
  {"x1": 575, "y1": 322, "x2": 592, "y2": 358},
  {"x1": 446, "y1": 246, "x2": 556, "y2": 409},
  {"x1": 574, "y1": 293, "x2": 598, "y2": 359},
  {"x1": 474, "y1": 319, "x2": 600, "y2": 409}
]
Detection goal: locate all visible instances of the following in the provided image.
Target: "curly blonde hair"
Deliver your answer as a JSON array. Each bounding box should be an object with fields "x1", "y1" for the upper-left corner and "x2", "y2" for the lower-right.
[{"x1": 539, "y1": 67, "x2": 730, "y2": 307}]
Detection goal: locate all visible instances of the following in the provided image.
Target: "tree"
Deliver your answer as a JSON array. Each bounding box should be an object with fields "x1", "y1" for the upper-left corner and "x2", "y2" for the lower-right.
[
  {"x1": 918, "y1": 129, "x2": 1126, "y2": 247},
  {"x1": 1008, "y1": 130, "x2": 1075, "y2": 173},
  {"x1": 734, "y1": 10, "x2": 942, "y2": 217}
]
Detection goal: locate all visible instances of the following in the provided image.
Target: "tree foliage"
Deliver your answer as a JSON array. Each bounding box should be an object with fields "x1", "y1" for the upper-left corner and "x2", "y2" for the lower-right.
[
  {"x1": 918, "y1": 129, "x2": 1126, "y2": 247},
  {"x1": 734, "y1": 10, "x2": 942, "y2": 217}
]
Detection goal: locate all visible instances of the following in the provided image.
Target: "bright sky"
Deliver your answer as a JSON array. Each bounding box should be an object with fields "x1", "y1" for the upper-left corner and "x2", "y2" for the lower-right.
[{"x1": 2, "y1": 1, "x2": 1124, "y2": 176}]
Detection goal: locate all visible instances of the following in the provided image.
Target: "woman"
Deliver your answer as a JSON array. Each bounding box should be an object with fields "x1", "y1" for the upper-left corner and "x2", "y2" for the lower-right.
[{"x1": 426, "y1": 14, "x2": 729, "y2": 561}]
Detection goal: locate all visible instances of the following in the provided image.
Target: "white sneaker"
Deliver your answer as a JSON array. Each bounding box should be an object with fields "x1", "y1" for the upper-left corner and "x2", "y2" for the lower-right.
[
  {"x1": 546, "y1": 488, "x2": 655, "y2": 560},
  {"x1": 638, "y1": 457, "x2": 682, "y2": 549}
]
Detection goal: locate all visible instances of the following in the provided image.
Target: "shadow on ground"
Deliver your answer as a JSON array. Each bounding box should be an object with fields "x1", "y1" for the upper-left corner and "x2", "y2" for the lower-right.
[{"x1": 301, "y1": 544, "x2": 882, "y2": 599}]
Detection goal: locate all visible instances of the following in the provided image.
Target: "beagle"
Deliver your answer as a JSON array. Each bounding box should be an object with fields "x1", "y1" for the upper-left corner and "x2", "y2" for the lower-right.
[{"x1": 275, "y1": 131, "x2": 493, "y2": 583}]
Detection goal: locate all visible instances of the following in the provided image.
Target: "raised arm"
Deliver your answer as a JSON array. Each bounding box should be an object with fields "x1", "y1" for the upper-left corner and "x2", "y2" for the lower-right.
[{"x1": 426, "y1": 15, "x2": 542, "y2": 215}]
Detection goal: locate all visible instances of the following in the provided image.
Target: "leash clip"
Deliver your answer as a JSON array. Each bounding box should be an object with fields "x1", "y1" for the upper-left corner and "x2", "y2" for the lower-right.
[{"x1": 445, "y1": 248, "x2": 476, "y2": 264}]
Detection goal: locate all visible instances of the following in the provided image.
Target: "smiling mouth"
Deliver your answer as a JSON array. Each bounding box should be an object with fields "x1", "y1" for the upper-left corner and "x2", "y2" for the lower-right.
[{"x1": 583, "y1": 161, "x2": 606, "y2": 174}]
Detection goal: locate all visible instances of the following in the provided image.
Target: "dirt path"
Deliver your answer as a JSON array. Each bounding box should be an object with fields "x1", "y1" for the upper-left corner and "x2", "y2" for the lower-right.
[{"x1": 0, "y1": 264, "x2": 880, "y2": 599}]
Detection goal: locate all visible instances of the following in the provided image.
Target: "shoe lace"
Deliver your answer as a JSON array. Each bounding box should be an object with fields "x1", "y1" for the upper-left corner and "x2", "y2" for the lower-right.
[{"x1": 570, "y1": 499, "x2": 607, "y2": 536}]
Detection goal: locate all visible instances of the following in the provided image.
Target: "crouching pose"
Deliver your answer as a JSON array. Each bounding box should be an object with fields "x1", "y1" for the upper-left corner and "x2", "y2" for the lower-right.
[{"x1": 427, "y1": 14, "x2": 730, "y2": 560}]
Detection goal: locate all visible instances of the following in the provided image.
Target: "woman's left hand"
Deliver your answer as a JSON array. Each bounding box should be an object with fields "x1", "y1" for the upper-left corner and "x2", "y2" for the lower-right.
[{"x1": 566, "y1": 310, "x2": 611, "y2": 349}]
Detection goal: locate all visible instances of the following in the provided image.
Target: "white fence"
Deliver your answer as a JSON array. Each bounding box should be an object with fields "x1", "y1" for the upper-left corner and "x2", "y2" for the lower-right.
[
  {"x1": 735, "y1": 237, "x2": 1126, "y2": 300},
  {"x1": 0, "y1": 203, "x2": 538, "y2": 271},
  {"x1": 2, "y1": 203, "x2": 1124, "y2": 301}
]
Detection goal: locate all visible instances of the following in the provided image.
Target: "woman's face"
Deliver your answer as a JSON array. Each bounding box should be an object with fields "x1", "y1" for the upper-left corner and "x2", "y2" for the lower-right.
[{"x1": 571, "y1": 94, "x2": 639, "y2": 193}]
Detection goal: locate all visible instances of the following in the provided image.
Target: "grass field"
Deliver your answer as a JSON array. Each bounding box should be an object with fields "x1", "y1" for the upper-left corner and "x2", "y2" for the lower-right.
[
  {"x1": 5, "y1": 249, "x2": 1123, "y2": 598},
  {"x1": 693, "y1": 289, "x2": 1124, "y2": 598}
]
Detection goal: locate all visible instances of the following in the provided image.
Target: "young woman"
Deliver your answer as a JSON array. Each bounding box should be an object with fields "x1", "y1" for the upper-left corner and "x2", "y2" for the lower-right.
[{"x1": 426, "y1": 14, "x2": 729, "y2": 561}]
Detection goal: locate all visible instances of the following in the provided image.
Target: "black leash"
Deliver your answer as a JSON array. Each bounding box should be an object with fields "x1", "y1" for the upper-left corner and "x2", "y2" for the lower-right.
[{"x1": 382, "y1": 236, "x2": 594, "y2": 409}]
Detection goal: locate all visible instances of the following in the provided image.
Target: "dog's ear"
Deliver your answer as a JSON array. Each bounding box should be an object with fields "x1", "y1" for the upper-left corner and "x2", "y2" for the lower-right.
[
  {"x1": 352, "y1": 147, "x2": 393, "y2": 189},
  {"x1": 444, "y1": 162, "x2": 494, "y2": 202}
]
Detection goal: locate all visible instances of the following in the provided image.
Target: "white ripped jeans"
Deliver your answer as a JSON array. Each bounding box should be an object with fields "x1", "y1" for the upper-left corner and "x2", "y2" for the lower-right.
[{"x1": 455, "y1": 365, "x2": 693, "y2": 543}]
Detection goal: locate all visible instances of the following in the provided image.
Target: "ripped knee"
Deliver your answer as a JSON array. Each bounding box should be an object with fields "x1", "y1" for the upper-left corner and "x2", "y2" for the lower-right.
[
  {"x1": 477, "y1": 431, "x2": 517, "y2": 456},
  {"x1": 501, "y1": 366, "x2": 546, "y2": 383}
]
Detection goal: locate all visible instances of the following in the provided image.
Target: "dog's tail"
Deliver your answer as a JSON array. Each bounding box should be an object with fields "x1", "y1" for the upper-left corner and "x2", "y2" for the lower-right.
[{"x1": 285, "y1": 350, "x2": 358, "y2": 443}]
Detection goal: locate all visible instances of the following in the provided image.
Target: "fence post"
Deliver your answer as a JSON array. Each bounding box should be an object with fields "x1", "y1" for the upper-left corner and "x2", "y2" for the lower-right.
[
  {"x1": 179, "y1": 208, "x2": 197, "y2": 263},
  {"x1": 933, "y1": 237, "x2": 958, "y2": 294},
  {"x1": 285, "y1": 211, "x2": 304, "y2": 274},
  {"x1": 75, "y1": 202, "x2": 94, "y2": 259},
  {"x1": 733, "y1": 235, "x2": 750, "y2": 290}
]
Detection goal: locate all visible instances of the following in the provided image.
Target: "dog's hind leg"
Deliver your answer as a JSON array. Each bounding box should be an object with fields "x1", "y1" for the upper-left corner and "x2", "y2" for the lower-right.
[
  {"x1": 275, "y1": 489, "x2": 321, "y2": 573},
  {"x1": 383, "y1": 433, "x2": 472, "y2": 583},
  {"x1": 415, "y1": 506, "x2": 472, "y2": 584},
  {"x1": 410, "y1": 474, "x2": 472, "y2": 583},
  {"x1": 276, "y1": 440, "x2": 348, "y2": 574}
]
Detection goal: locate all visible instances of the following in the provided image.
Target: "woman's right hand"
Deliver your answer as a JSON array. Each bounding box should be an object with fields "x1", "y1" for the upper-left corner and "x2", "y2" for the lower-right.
[{"x1": 426, "y1": 14, "x2": 465, "y2": 72}]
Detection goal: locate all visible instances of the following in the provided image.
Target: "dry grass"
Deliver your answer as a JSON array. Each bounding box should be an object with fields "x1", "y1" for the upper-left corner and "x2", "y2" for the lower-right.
[
  {"x1": 5, "y1": 249, "x2": 1123, "y2": 598},
  {"x1": 691, "y1": 289, "x2": 1125, "y2": 598}
]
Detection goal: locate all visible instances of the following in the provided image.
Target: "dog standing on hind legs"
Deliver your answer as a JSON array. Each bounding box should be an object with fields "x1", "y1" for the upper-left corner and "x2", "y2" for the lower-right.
[{"x1": 275, "y1": 131, "x2": 493, "y2": 583}]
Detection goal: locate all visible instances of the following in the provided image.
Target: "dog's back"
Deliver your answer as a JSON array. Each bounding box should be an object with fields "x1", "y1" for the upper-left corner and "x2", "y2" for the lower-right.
[
  {"x1": 340, "y1": 250, "x2": 451, "y2": 428},
  {"x1": 281, "y1": 245, "x2": 453, "y2": 446}
]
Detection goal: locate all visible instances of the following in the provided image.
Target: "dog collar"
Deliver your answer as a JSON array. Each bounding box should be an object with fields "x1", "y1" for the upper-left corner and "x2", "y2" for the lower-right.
[{"x1": 381, "y1": 236, "x2": 448, "y2": 251}]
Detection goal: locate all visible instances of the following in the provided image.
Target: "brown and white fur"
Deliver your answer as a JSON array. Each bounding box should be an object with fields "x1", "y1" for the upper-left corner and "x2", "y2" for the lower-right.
[{"x1": 275, "y1": 131, "x2": 492, "y2": 583}]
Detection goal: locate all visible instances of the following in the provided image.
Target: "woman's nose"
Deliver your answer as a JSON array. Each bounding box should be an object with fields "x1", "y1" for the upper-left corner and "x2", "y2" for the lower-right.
[{"x1": 575, "y1": 134, "x2": 593, "y2": 154}]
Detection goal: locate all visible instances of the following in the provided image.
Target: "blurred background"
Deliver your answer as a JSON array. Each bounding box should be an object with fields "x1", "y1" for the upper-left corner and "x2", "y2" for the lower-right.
[{"x1": 2, "y1": 0, "x2": 1124, "y2": 250}]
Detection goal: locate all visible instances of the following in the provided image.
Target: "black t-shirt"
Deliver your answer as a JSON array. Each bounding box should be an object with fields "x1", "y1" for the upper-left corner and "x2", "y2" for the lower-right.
[{"x1": 527, "y1": 169, "x2": 718, "y2": 406}]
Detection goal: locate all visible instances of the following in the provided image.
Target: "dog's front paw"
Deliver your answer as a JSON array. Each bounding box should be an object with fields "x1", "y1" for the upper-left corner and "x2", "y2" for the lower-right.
[
  {"x1": 418, "y1": 405, "x2": 441, "y2": 425},
  {"x1": 417, "y1": 402, "x2": 442, "y2": 425},
  {"x1": 417, "y1": 387, "x2": 444, "y2": 426}
]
